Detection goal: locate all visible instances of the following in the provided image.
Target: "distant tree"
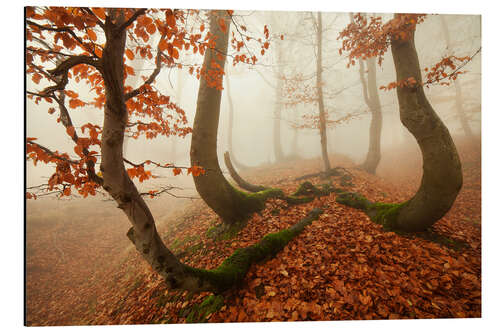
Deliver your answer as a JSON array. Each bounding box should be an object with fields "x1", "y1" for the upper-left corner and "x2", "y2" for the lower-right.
[
  {"x1": 357, "y1": 57, "x2": 382, "y2": 174},
  {"x1": 439, "y1": 15, "x2": 474, "y2": 139},
  {"x1": 338, "y1": 13, "x2": 472, "y2": 231}
]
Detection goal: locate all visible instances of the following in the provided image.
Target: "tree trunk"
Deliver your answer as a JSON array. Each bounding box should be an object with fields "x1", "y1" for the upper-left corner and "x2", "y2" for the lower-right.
[
  {"x1": 439, "y1": 15, "x2": 474, "y2": 139},
  {"x1": 389, "y1": 19, "x2": 463, "y2": 231},
  {"x1": 315, "y1": 12, "x2": 331, "y2": 172},
  {"x1": 224, "y1": 74, "x2": 249, "y2": 170},
  {"x1": 359, "y1": 57, "x2": 382, "y2": 174},
  {"x1": 273, "y1": 50, "x2": 285, "y2": 162},
  {"x1": 98, "y1": 10, "x2": 209, "y2": 291},
  {"x1": 190, "y1": 11, "x2": 279, "y2": 226}
]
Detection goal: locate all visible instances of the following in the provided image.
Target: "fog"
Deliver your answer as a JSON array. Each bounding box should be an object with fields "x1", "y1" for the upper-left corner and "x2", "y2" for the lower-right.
[
  {"x1": 26, "y1": 11, "x2": 480, "y2": 200},
  {"x1": 24, "y1": 7, "x2": 483, "y2": 326}
]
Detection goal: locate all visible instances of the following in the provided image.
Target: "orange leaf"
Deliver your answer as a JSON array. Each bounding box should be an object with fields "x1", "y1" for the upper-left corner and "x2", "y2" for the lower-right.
[
  {"x1": 92, "y1": 8, "x2": 106, "y2": 20},
  {"x1": 88, "y1": 29, "x2": 97, "y2": 42},
  {"x1": 32, "y1": 73, "x2": 42, "y2": 84},
  {"x1": 173, "y1": 168, "x2": 182, "y2": 176},
  {"x1": 125, "y1": 49, "x2": 135, "y2": 60}
]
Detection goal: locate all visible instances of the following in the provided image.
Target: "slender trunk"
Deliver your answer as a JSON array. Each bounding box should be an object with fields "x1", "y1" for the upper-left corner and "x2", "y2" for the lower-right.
[
  {"x1": 224, "y1": 74, "x2": 248, "y2": 170},
  {"x1": 273, "y1": 43, "x2": 285, "y2": 163},
  {"x1": 315, "y1": 12, "x2": 331, "y2": 172},
  {"x1": 190, "y1": 11, "x2": 275, "y2": 225},
  {"x1": 359, "y1": 57, "x2": 383, "y2": 174},
  {"x1": 99, "y1": 11, "x2": 207, "y2": 291},
  {"x1": 390, "y1": 19, "x2": 462, "y2": 231},
  {"x1": 439, "y1": 15, "x2": 474, "y2": 139},
  {"x1": 225, "y1": 75, "x2": 234, "y2": 157}
]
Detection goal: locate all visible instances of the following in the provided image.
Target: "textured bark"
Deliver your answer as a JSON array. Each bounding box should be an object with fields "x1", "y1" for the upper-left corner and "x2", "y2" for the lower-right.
[
  {"x1": 359, "y1": 57, "x2": 382, "y2": 174},
  {"x1": 98, "y1": 10, "x2": 212, "y2": 292},
  {"x1": 389, "y1": 18, "x2": 463, "y2": 232},
  {"x1": 439, "y1": 15, "x2": 474, "y2": 139},
  {"x1": 315, "y1": 12, "x2": 331, "y2": 172},
  {"x1": 190, "y1": 11, "x2": 266, "y2": 225}
]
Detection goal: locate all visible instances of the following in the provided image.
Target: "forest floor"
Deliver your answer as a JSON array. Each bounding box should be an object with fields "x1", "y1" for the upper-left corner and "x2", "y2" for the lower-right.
[{"x1": 25, "y1": 136, "x2": 481, "y2": 326}]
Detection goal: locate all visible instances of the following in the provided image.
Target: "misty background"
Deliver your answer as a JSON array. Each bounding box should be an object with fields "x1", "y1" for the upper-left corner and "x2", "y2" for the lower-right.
[{"x1": 25, "y1": 12, "x2": 481, "y2": 203}]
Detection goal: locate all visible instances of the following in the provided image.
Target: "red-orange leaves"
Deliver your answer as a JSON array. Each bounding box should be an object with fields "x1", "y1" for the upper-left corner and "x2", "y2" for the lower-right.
[
  {"x1": 187, "y1": 165, "x2": 205, "y2": 177},
  {"x1": 69, "y1": 98, "x2": 86, "y2": 109},
  {"x1": 380, "y1": 76, "x2": 419, "y2": 91},
  {"x1": 338, "y1": 13, "x2": 426, "y2": 67},
  {"x1": 31, "y1": 72, "x2": 42, "y2": 84},
  {"x1": 127, "y1": 165, "x2": 152, "y2": 182},
  {"x1": 91, "y1": 8, "x2": 107, "y2": 20},
  {"x1": 125, "y1": 49, "x2": 135, "y2": 60},
  {"x1": 172, "y1": 167, "x2": 182, "y2": 176}
]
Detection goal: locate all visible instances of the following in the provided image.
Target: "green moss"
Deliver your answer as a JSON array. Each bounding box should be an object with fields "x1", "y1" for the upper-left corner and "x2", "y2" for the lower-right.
[
  {"x1": 367, "y1": 202, "x2": 407, "y2": 230},
  {"x1": 335, "y1": 192, "x2": 372, "y2": 210},
  {"x1": 184, "y1": 295, "x2": 225, "y2": 323},
  {"x1": 183, "y1": 208, "x2": 323, "y2": 292}
]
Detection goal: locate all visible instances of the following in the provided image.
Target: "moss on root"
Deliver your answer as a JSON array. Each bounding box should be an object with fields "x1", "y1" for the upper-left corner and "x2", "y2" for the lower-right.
[
  {"x1": 183, "y1": 208, "x2": 323, "y2": 293},
  {"x1": 335, "y1": 191, "x2": 408, "y2": 231},
  {"x1": 367, "y1": 202, "x2": 407, "y2": 230},
  {"x1": 184, "y1": 295, "x2": 225, "y2": 323}
]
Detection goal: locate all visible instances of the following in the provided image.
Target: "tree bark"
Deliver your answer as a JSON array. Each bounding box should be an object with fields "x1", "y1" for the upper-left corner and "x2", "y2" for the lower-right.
[
  {"x1": 190, "y1": 11, "x2": 276, "y2": 226},
  {"x1": 359, "y1": 57, "x2": 383, "y2": 174},
  {"x1": 315, "y1": 12, "x2": 331, "y2": 172},
  {"x1": 389, "y1": 18, "x2": 463, "y2": 231},
  {"x1": 98, "y1": 10, "x2": 209, "y2": 292},
  {"x1": 439, "y1": 15, "x2": 474, "y2": 139}
]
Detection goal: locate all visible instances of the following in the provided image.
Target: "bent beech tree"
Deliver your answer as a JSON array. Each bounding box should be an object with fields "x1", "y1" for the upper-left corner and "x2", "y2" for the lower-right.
[
  {"x1": 338, "y1": 13, "x2": 463, "y2": 232},
  {"x1": 26, "y1": 7, "x2": 313, "y2": 293},
  {"x1": 190, "y1": 10, "x2": 283, "y2": 228}
]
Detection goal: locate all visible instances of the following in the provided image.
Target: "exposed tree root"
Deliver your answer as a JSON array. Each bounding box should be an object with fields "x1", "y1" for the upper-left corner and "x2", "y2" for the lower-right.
[
  {"x1": 182, "y1": 208, "x2": 324, "y2": 293},
  {"x1": 335, "y1": 191, "x2": 467, "y2": 249},
  {"x1": 224, "y1": 151, "x2": 266, "y2": 192}
]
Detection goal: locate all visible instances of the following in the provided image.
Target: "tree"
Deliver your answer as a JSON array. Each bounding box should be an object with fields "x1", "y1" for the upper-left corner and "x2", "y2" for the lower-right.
[
  {"x1": 189, "y1": 10, "x2": 282, "y2": 228},
  {"x1": 338, "y1": 13, "x2": 465, "y2": 232},
  {"x1": 26, "y1": 7, "x2": 285, "y2": 293},
  {"x1": 439, "y1": 15, "x2": 474, "y2": 139},
  {"x1": 358, "y1": 57, "x2": 382, "y2": 174},
  {"x1": 313, "y1": 12, "x2": 331, "y2": 172},
  {"x1": 353, "y1": 12, "x2": 382, "y2": 174}
]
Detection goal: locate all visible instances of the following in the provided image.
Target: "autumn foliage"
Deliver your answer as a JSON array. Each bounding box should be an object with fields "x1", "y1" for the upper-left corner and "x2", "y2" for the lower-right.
[
  {"x1": 26, "y1": 7, "x2": 270, "y2": 199},
  {"x1": 339, "y1": 13, "x2": 478, "y2": 90}
]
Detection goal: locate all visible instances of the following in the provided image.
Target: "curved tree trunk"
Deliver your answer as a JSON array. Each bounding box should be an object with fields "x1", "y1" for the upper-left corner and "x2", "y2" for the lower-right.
[
  {"x1": 359, "y1": 57, "x2": 383, "y2": 174},
  {"x1": 98, "y1": 10, "x2": 210, "y2": 292},
  {"x1": 224, "y1": 151, "x2": 266, "y2": 192},
  {"x1": 389, "y1": 19, "x2": 463, "y2": 231},
  {"x1": 224, "y1": 74, "x2": 249, "y2": 170},
  {"x1": 315, "y1": 12, "x2": 331, "y2": 172},
  {"x1": 190, "y1": 11, "x2": 279, "y2": 226}
]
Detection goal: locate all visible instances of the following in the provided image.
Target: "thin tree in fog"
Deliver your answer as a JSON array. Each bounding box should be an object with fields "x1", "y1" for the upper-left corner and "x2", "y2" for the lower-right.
[
  {"x1": 439, "y1": 15, "x2": 474, "y2": 139},
  {"x1": 312, "y1": 11, "x2": 332, "y2": 172}
]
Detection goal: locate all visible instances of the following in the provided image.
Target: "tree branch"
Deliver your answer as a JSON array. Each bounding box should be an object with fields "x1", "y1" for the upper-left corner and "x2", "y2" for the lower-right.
[
  {"x1": 116, "y1": 8, "x2": 147, "y2": 33},
  {"x1": 125, "y1": 34, "x2": 164, "y2": 101}
]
